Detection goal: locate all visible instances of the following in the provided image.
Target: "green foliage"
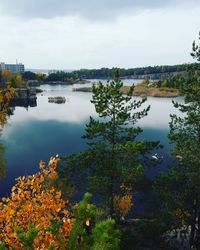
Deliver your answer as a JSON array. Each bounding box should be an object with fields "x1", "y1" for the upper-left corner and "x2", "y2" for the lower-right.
[
  {"x1": 68, "y1": 193, "x2": 96, "y2": 249},
  {"x1": 191, "y1": 32, "x2": 200, "y2": 61},
  {"x1": 72, "y1": 64, "x2": 192, "y2": 79},
  {"x1": 48, "y1": 245, "x2": 55, "y2": 250},
  {"x1": 152, "y1": 75, "x2": 186, "y2": 90},
  {"x1": 16, "y1": 223, "x2": 39, "y2": 250},
  {"x1": 22, "y1": 71, "x2": 37, "y2": 81},
  {"x1": 45, "y1": 218, "x2": 65, "y2": 249},
  {"x1": 68, "y1": 193, "x2": 121, "y2": 250},
  {"x1": 91, "y1": 218, "x2": 121, "y2": 250},
  {"x1": 0, "y1": 242, "x2": 6, "y2": 250},
  {"x1": 155, "y1": 32, "x2": 200, "y2": 249},
  {"x1": 15, "y1": 63, "x2": 199, "y2": 84},
  {"x1": 61, "y1": 73, "x2": 160, "y2": 220}
]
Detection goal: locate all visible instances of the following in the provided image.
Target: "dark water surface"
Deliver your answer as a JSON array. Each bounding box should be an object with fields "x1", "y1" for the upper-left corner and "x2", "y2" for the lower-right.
[{"x1": 0, "y1": 81, "x2": 182, "y2": 197}]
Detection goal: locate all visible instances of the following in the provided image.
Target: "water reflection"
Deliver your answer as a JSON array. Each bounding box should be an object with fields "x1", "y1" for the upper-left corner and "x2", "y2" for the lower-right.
[
  {"x1": 0, "y1": 82, "x2": 183, "y2": 197},
  {"x1": 8, "y1": 84, "x2": 182, "y2": 128},
  {"x1": 8, "y1": 92, "x2": 96, "y2": 124},
  {"x1": 10, "y1": 98, "x2": 37, "y2": 108}
]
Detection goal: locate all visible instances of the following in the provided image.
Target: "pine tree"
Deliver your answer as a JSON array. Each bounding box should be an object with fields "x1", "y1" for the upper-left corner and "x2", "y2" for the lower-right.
[
  {"x1": 62, "y1": 72, "x2": 159, "y2": 218},
  {"x1": 155, "y1": 32, "x2": 200, "y2": 249}
]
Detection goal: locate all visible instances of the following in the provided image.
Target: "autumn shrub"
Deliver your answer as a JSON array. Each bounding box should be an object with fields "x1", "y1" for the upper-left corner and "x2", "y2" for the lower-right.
[
  {"x1": 0, "y1": 157, "x2": 121, "y2": 250},
  {"x1": 113, "y1": 184, "x2": 133, "y2": 220},
  {"x1": 0, "y1": 157, "x2": 72, "y2": 249},
  {"x1": 114, "y1": 195, "x2": 132, "y2": 218}
]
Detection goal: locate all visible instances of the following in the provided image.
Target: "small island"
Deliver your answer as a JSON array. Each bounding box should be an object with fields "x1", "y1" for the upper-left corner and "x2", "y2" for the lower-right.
[
  {"x1": 73, "y1": 79, "x2": 180, "y2": 97},
  {"x1": 48, "y1": 96, "x2": 66, "y2": 104},
  {"x1": 121, "y1": 85, "x2": 179, "y2": 97}
]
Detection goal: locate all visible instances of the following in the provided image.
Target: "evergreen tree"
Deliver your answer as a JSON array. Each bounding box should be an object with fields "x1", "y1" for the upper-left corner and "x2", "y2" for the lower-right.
[
  {"x1": 68, "y1": 193, "x2": 121, "y2": 250},
  {"x1": 61, "y1": 72, "x2": 159, "y2": 218},
  {"x1": 155, "y1": 32, "x2": 200, "y2": 249}
]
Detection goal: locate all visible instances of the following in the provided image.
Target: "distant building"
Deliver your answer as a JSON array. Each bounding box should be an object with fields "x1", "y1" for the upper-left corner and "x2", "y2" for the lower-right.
[{"x1": 0, "y1": 62, "x2": 25, "y2": 72}]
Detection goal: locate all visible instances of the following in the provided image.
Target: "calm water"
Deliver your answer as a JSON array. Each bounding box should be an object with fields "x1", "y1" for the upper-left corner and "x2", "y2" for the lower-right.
[{"x1": 0, "y1": 80, "x2": 182, "y2": 197}]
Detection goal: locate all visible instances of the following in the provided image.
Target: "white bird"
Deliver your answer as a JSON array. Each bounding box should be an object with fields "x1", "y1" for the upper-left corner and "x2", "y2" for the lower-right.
[
  {"x1": 152, "y1": 154, "x2": 159, "y2": 160},
  {"x1": 176, "y1": 155, "x2": 183, "y2": 161}
]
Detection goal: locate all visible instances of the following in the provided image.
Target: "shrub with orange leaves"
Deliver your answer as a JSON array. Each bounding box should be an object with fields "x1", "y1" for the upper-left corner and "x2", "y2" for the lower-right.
[
  {"x1": 114, "y1": 194, "x2": 132, "y2": 217},
  {"x1": 0, "y1": 156, "x2": 72, "y2": 249},
  {"x1": 1, "y1": 70, "x2": 10, "y2": 81},
  {"x1": 113, "y1": 183, "x2": 133, "y2": 218}
]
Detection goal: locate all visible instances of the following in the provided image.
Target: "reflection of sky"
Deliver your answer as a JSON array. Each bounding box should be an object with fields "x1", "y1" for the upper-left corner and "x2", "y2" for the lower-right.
[
  {"x1": 0, "y1": 120, "x2": 87, "y2": 197},
  {"x1": 0, "y1": 83, "x2": 183, "y2": 197},
  {"x1": 5, "y1": 84, "x2": 183, "y2": 130},
  {"x1": 137, "y1": 96, "x2": 183, "y2": 128},
  {"x1": 6, "y1": 92, "x2": 96, "y2": 125}
]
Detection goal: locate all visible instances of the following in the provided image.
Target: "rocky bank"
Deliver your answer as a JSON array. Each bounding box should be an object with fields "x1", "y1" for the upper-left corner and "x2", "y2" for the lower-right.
[{"x1": 11, "y1": 88, "x2": 37, "y2": 107}]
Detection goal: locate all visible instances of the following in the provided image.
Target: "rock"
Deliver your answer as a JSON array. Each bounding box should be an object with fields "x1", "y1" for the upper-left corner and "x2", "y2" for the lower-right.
[
  {"x1": 164, "y1": 225, "x2": 190, "y2": 250},
  {"x1": 10, "y1": 88, "x2": 37, "y2": 107},
  {"x1": 48, "y1": 96, "x2": 66, "y2": 104}
]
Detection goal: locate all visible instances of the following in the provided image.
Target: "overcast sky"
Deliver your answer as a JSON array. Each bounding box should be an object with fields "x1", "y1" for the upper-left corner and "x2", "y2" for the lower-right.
[{"x1": 0, "y1": 0, "x2": 199, "y2": 70}]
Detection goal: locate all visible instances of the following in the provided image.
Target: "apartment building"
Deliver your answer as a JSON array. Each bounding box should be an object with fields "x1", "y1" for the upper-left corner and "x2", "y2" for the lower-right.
[{"x1": 0, "y1": 62, "x2": 25, "y2": 72}]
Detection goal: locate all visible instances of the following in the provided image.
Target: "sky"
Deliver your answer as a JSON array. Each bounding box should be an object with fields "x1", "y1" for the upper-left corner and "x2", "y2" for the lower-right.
[{"x1": 0, "y1": 0, "x2": 199, "y2": 70}]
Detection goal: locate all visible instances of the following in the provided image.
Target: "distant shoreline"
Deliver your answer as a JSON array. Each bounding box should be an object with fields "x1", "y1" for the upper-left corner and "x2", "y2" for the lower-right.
[
  {"x1": 73, "y1": 85, "x2": 180, "y2": 97},
  {"x1": 121, "y1": 85, "x2": 180, "y2": 97}
]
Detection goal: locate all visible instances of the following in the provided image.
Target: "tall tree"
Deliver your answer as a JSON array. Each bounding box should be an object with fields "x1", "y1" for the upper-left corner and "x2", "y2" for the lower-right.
[
  {"x1": 61, "y1": 72, "x2": 159, "y2": 218},
  {"x1": 155, "y1": 32, "x2": 200, "y2": 249}
]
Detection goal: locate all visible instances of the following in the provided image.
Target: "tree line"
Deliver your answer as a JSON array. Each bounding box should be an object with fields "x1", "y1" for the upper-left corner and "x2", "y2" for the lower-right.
[
  {"x1": 5, "y1": 63, "x2": 197, "y2": 84},
  {"x1": 72, "y1": 64, "x2": 191, "y2": 79}
]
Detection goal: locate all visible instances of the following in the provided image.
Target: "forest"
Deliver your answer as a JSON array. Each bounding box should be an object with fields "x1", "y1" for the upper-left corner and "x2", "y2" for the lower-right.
[{"x1": 6, "y1": 63, "x2": 198, "y2": 85}]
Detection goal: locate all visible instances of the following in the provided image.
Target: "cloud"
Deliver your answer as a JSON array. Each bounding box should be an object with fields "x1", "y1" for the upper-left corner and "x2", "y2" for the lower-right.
[
  {"x1": 0, "y1": 0, "x2": 197, "y2": 20},
  {"x1": 0, "y1": 1, "x2": 199, "y2": 69}
]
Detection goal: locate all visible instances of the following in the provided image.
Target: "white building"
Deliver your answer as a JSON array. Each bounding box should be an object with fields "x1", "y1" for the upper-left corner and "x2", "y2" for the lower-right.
[{"x1": 0, "y1": 62, "x2": 25, "y2": 72}]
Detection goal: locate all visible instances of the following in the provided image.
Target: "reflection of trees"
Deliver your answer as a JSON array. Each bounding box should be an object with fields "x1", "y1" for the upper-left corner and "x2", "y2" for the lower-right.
[{"x1": 0, "y1": 84, "x2": 16, "y2": 180}]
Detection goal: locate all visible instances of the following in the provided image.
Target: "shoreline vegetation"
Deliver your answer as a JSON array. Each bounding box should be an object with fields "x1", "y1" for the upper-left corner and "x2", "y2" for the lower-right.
[
  {"x1": 26, "y1": 62, "x2": 197, "y2": 80},
  {"x1": 73, "y1": 81, "x2": 180, "y2": 97},
  {"x1": 121, "y1": 85, "x2": 179, "y2": 97},
  {"x1": 22, "y1": 62, "x2": 198, "y2": 87},
  {"x1": 2, "y1": 65, "x2": 189, "y2": 98}
]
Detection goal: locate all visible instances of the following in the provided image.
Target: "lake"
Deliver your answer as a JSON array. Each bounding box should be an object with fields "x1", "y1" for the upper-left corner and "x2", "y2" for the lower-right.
[{"x1": 0, "y1": 79, "x2": 182, "y2": 198}]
